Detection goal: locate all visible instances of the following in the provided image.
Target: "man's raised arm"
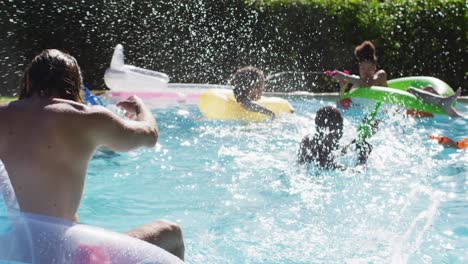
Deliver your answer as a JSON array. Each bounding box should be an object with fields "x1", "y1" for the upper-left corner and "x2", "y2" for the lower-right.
[{"x1": 86, "y1": 96, "x2": 158, "y2": 152}]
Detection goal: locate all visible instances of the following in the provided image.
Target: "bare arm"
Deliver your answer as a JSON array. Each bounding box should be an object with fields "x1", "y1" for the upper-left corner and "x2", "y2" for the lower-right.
[
  {"x1": 240, "y1": 99, "x2": 275, "y2": 118},
  {"x1": 334, "y1": 70, "x2": 387, "y2": 87},
  {"x1": 87, "y1": 96, "x2": 158, "y2": 152},
  {"x1": 334, "y1": 72, "x2": 361, "y2": 85}
]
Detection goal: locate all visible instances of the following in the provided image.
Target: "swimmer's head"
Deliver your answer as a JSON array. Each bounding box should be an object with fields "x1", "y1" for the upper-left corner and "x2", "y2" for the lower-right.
[
  {"x1": 355, "y1": 41, "x2": 378, "y2": 79},
  {"x1": 231, "y1": 66, "x2": 265, "y2": 102},
  {"x1": 19, "y1": 49, "x2": 83, "y2": 102},
  {"x1": 355, "y1": 41, "x2": 377, "y2": 64},
  {"x1": 315, "y1": 106, "x2": 344, "y2": 141}
]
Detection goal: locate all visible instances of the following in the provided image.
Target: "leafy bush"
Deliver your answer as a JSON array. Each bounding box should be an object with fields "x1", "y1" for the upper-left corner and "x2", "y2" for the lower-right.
[
  {"x1": 255, "y1": 0, "x2": 466, "y2": 93},
  {"x1": 0, "y1": 0, "x2": 465, "y2": 95}
]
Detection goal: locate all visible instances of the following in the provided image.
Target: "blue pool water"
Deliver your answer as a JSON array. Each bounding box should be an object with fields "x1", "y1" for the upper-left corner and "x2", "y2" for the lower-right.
[
  {"x1": 77, "y1": 97, "x2": 467, "y2": 263},
  {"x1": 3, "y1": 97, "x2": 467, "y2": 263}
]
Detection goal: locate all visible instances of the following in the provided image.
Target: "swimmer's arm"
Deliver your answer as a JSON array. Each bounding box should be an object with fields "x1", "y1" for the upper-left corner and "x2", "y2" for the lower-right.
[
  {"x1": 240, "y1": 99, "x2": 276, "y2": 118},
  {"x1": 356, "y1": 141, "x2": 373, "y2": 165},
  {"x1": 334, "y1": 70, "x2": 387, "y2": 87},
  {"x1": 333, "y1": 71, "x2": 361, "y2": 85},
  {"x1": 88, "y1": 98, "x2": 158, "y2": 151},
  {"x1": 340, "y1": 139, "x2": 356, "y2": 155},
  {"x1": 373, "y1": 70, "x2": 388, "y2": 86}
]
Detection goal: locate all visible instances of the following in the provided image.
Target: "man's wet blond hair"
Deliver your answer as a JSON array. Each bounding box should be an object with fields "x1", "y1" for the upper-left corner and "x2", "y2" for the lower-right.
[{"x1": 19, "y1": 49, "x2": 83, "y2": 102}]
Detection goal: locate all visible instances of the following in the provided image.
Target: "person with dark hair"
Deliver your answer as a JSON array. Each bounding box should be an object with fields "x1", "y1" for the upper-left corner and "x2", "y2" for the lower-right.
[
  {"x1": 0, "y1": 49, "x2": 184, "y2": 260},
  {"x1": 298, "y1": 106, "x2": 379, "y2": 169},
  {"x1": 231, "y1": 66, "x2": 275, "y2": 118},
  {"x1": 333, "y1": 40, "x2": 388, "y2": 88},
  {"x1": 333, "y1": 41, "x2": 461, "y2": 117},
  {"x1": 298, "y1": 106, "x2": 344, "y2": 169}
]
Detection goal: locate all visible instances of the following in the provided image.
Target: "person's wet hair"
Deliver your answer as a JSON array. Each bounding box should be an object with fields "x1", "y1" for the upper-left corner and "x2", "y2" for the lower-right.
[
  {"x1": 297, "y1": 106, "x2": 343, "y2": 167},
  {"x1": 315, "y1": 106, "x2": 344, "y2": 138},
  {"x1": 354, "y1": 41, "x2": 377, "y2": 64},
  {"x1": 19, "y1": 49, "x2": 83, "y2": 102},
  {"x1": 231, "y1": 66, "x2": 265, "y2": 102}
]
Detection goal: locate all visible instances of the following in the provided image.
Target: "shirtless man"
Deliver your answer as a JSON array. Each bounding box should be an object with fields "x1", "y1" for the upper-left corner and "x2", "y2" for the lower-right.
[{"x1": 0, "y1": 49, "x2": 184, "y2": 260}]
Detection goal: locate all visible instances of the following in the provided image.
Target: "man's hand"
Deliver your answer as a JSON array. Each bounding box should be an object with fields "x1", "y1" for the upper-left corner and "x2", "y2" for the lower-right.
[
  {"x1": 117, "y1": 95, "x2": 144, "y2": 120},
  {"x1": 91, "y1": 94, "x2": 158, "y2": 151}
]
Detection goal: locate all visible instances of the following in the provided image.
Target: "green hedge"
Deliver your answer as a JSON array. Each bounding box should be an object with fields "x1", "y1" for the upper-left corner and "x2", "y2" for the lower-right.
[
  {"x1": 0, "y1": 0, "x2": 465, "y2": 95},
  {"x1": 255, "y1": 0, "x2": 466, "y2": 93}
]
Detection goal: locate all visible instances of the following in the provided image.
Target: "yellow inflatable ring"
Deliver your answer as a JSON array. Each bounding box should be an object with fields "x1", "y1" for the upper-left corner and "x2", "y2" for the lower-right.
[{"x1": 198, "y1": 89, "x2": 294, "y2": 121}]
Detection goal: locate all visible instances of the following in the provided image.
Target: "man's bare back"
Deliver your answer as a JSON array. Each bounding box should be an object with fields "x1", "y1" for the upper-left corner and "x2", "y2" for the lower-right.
[
  {"x1": 0, "y1": 96, "x2": 157, "y2": 221},
  {"x1": 0, "y1": 49, "x2": 184, "y2": 260}
]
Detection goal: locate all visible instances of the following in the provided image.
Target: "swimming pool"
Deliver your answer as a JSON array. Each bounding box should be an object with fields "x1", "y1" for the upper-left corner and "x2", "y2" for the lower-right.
[{"x1": 77, "y1": 96, "x2": 466, "y2": 263}]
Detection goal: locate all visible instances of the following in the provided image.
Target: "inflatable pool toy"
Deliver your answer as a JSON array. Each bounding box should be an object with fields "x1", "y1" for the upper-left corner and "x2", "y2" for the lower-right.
[
  {"x1": 199, "y1": 89, "x2": 294, "y2": 121},
  {"x1": 326, "y1": 70, "x2": 352, "y2": 109},
  {"x1": 83, "y1": 85, "x2": 105, "y2": 106},
  {"x1": 102, "y1": 45, "x2": 234, "y2": 106},
  {"x1": 429, "y1": 135, "x2": 468, "y2": 149},
  {"x1": 104, "y1": 44, "x2": 170, "y2": 92},
  {"x1": 340, "y1": 76, "x2": 456, "y2": 115},
  {"x1": 357, "y1": 101, "x2": 381, "y2": 145},
  {"x1": 0, "y1": 163, "x2": 182, "y2": 264}
]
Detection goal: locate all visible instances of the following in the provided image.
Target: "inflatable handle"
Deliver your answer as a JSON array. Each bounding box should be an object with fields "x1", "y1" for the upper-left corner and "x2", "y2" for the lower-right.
[
  {"x1": 328, "y1": 70, "x2": 352, "y2": 109},
  {"x1": 83, "y1": 85, "x2": 105, "y2": 106},
  {"x1": 357, "y1": 101, "x2": 382, "y2": 144}
]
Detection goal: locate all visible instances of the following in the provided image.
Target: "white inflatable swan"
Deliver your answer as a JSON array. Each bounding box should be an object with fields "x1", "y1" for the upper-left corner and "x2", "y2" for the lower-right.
[{"x1": 104, "y1": 44, "x2": 170, "y2": 92}]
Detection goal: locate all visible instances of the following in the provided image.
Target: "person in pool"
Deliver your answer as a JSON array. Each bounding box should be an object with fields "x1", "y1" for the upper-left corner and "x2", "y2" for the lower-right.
[
  {"x1": 231, "y1": 66, "x2": 276, "y2": 118},
  {"x1": 298, "y1": 106, "x2": 378, "y2": 169},
  {"x1": 332, "y1": 41, "x2": 461, "y2": 117},
  {"x1": 332, "y1": 40, "x2": 388, "y2": 89},
  {"x1": 0, "y1": 49, "x2": 184, "y2": 260}
]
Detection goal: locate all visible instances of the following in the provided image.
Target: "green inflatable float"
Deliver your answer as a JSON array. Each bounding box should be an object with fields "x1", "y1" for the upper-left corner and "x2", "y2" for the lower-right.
[{"x1": 340, "y1": 76, "x2": 455, "y2": 114}]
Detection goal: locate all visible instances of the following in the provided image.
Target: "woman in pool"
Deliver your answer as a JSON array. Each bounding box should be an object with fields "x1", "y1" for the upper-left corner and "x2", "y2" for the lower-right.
[
  {"x1": 333, "y1": 41, "x2": 387, "y2": 88},
  {"x1": 0, "y1": 49, "x2": 184, "y2": 260},
  {"x1": 231, "y1": 66, "x2": 276, "y2": 119},
  {"x1": 332, "y1": 40, "x2": 461, "y2": 117}
]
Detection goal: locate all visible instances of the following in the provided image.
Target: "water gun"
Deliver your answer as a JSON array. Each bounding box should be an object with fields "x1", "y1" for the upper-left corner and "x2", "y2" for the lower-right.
[
  {"x1": 83, "y1": 85, "x2": 105, "y2": 106},
  {"x1": 325, "y1": 70, "x2": 350, "y2": 86},
  {"x1": 429, "y1": 135, "x2": 468, "y2": 149},
  {"x1": 326, "y1": 70, "x2": 352, "y2": 109},
  {"x1": 357, "y1": 101, "x2": 382, "y2": 145},
  {"x1": 325, "y1": 70, "x2": 350, "y2": 77}
]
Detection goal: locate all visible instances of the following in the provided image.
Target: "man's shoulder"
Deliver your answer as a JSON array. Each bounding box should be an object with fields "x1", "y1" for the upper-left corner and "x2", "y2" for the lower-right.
[{"x1": 48, "y1": 99, "x2": 110, "y2": 116}]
